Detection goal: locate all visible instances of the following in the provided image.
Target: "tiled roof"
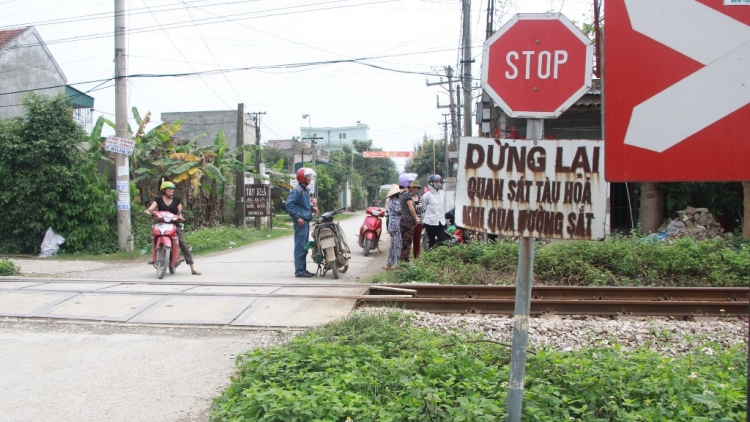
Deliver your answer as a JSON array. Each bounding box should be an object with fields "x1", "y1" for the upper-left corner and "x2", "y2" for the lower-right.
[{"x1": 0, "y1": 28, "x2": 24, "y2": 47}]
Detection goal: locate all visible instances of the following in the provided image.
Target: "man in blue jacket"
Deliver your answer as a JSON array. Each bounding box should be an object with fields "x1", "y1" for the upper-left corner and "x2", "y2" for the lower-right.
[{"x1": 286, "y1": 167, "x2": 317, "y2": 277}]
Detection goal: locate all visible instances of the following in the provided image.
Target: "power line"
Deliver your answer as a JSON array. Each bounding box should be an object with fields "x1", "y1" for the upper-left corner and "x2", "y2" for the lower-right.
[{"x1": 140, "y1": 0, "x2": 232, "y2": 109}]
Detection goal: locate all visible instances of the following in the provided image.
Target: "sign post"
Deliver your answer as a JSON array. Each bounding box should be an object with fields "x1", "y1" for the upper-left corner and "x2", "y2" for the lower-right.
[
  {"x1": 244, "y1": 184, "x2": 270, "y2": 219},
  {"x1": 479, "y1": 13, "x2": 594, "y2": 421}
]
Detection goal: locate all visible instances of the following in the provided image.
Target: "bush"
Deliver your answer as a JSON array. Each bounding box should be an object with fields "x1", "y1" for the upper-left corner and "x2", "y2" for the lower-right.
[
  {"x1": 211, "y1": 310, "x2": 747, "y2": 421},
  {"x1": 0, "y1": 259, "x2": 20, "y2": 276},
  {"x1": 387, "y1": 236, "x2": 750, "y2": 287},
  {"x1": 0, "y1": 94, "x2": 116, "y2": 254}
]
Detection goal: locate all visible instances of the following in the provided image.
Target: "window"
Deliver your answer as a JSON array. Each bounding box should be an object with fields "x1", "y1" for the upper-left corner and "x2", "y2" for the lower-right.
[{"x1": 339, "y1": 133, "x2": 346, "y2": 140}]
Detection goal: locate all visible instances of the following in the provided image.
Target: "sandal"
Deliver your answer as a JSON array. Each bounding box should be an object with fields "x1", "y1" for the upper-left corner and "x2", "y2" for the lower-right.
[
  {"x1": 192, "y1": 271, "x2": 202, "y2": 275},
  {"x1": 382, "y1": 266, "x2": 393, "y2": 271}
]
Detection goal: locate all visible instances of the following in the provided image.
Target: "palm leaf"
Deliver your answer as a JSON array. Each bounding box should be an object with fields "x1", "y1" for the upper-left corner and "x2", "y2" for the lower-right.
[
  {"x1": 203, "y1": 163, "x2": 226, "y2": 182},
  {"x1": 162, "y1": 119, "x2": 182, "y2": 138},
  {"x1": 170, "y1": 152, "x2": 201, "y2": 162},
  {"x1": 132, "y1": 107, "x2": 142, "y2": 125},
  {"x1": 168, "y1": 161, "x2": 199, "y2": 176}
]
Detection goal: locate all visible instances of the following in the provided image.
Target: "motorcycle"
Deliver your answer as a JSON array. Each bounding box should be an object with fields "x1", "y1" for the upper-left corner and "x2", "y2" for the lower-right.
[
  {"x1": 149, "y1": 210, "x2": 185, "y2": 279},
  {"x1": 311, "y1": 207, "x2": 351, "y2": 279},
  {"x1": 420, "y1": 208, "x2": 467, "y2": 252},
  {"x1": 358, "y1": 206, "x2": 386, "y2": 257}
]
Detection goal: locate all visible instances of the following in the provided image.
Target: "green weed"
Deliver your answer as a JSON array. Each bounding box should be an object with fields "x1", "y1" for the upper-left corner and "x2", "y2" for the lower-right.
[{"x1": 0, "y1": 259, "x2": 20, "y2": 276}]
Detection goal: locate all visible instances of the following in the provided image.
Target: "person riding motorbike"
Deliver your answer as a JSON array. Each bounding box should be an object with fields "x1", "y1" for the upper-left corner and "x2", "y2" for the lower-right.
[{"x1": 144, "y1": 181, "x2": 201, "y2": 275}]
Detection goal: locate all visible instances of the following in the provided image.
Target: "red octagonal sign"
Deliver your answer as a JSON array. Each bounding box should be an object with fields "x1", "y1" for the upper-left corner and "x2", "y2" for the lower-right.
[{"x1": 482, "y1": 13, "x2": 593, "y2": 118}]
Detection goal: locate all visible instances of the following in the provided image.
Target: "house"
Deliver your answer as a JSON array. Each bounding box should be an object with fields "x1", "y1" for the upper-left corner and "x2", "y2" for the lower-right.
[
  {"x1": 160, "y1": 110, "x2": 257, "y2": 148},
  {"x1": 300, "y1": 121, "x2": 370, "y2": 153},
  {"x1": 266, "y1": 139, "x2": 329, "y2": 173},
  {"x1": 0, "y1": 26, "x2": 94, "y2": 130}
]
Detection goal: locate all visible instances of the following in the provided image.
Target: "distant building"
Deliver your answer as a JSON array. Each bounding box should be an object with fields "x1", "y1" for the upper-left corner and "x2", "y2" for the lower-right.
[
  {"x1": 160, "y1": 110, "x2": 257, "y2": 148},
  {"x1": 266, "y1": 139, "x2": 329, "y2": 173},
  {"x1": 0, "y1": 26, "x2": 94, "y2": 131},
  {"x1": 300, "y1": 121, "x2": 369, "y2": 153}
]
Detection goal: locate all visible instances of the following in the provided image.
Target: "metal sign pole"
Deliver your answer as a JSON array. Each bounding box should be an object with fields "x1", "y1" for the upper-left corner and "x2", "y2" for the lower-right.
[{"x1": 506, "y1": 118, "x2": 543, "y2": 422}]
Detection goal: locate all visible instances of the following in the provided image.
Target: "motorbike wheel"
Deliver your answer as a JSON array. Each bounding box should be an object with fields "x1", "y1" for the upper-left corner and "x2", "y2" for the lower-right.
[
  {"x1": 156, "y1": 246, "x2": 169, "y2": 279},
  {"x1": 363, "y1": 238, "x2": 372, "y2": 257},
  {"x1": 330, "y1": 259, "x2": 339, "y2": 279},
  {"x1": 338, "y1": 264, "x2": 349, "y2": 273},
  {"x1": 421, "y1": 231, "x2": 430, "y2": 253}
]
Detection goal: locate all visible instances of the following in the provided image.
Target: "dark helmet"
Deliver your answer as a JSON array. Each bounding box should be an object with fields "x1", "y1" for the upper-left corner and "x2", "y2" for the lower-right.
[{"x1": 428, "y1": 174, "x2": 443, "y2": 190}]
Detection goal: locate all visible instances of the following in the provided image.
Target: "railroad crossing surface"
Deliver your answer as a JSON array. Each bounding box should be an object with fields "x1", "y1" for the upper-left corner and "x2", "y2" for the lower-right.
[{"x1": 0, "y1": 213, "x2": 387, "y2": 328}]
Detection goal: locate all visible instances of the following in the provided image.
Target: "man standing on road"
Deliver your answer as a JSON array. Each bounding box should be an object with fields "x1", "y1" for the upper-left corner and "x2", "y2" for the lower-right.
[
  {"x1": 286, "y1": 167, "x2": 317, "y2": 278},
  {"x1": 422, "y1": 174, "x2": 448, "y2": 250}
]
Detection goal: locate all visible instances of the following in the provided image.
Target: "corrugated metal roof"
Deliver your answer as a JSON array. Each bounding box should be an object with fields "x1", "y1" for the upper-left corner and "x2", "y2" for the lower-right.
[{"x1": 0, "y1": 28, "x2": 24, "y2": 47}]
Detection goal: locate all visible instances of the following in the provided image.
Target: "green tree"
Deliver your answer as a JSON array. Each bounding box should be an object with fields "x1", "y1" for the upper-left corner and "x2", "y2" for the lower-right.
[
  {"x1": 351, "y1": 140, "x2": 398, "y2": 205},
  {"x1": 405, "y1": 136, "x2": 446, "y2": 184},
  {"x1": 0, "y1": 94, "x2": 117, "y2": 254}
]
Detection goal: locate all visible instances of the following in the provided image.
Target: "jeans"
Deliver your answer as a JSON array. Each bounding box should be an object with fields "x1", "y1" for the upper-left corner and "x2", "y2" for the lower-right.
[{"x1": 293, "y1": 220, "x2": 310, "y2": 274}]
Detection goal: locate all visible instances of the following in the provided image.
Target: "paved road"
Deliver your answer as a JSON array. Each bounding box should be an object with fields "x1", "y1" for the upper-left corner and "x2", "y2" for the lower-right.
[{"x1": 0, "y1": 212, "x2": 390, "y2": 422}]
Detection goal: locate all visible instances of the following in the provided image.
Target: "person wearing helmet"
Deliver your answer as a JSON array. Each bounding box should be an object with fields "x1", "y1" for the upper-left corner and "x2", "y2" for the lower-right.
[
  {"x1": 144, "y1": 180, "x2": 201, "y2": 275},
  {"x1": 422, "y1": 174, "x2": 448, "y2": 250},
  {"x1": 397, "y1": 173, "x2": 419, "y2": 262},
  {"x1": 286, "y1": 167, "x2": 317, "y2": 277}
]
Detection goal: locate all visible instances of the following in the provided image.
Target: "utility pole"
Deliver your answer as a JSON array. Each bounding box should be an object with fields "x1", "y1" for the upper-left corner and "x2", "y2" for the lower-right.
[
  {"x1": 442, "y1": 114, "x2": 449, "y2": 175},
  {"x1": 427, "y1": 66, "x2": 458, "y2": 177},
  {"x1": 461, "y1": 0, "x2": 473, "y2": 137},
  {"x1": 235, "y1": 103, "x2": 245, "y2": 227},
  {"x1": 114, "y1": 0, "x2": 133, "y2": 252},
  {"x1": 249, "y1": 111, "x2": 266, "y2": 228}
]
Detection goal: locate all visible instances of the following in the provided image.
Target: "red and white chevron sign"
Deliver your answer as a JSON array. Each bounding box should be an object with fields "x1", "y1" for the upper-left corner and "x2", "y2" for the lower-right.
[{"x1": 604, "y1": 0, "x2": 750, "y2": 181}]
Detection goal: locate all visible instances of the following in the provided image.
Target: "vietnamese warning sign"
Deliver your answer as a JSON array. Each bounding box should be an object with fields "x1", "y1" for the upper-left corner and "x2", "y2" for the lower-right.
[
  {"x1": 361, "y1": 151, "x2": 413, "y2": 158},
  {"x1": 104, "y1": 136, "x2": 136, "y2": 156},
  {"x1": 456, "y1": 137, "x2": 608, "y2": 240},
  {"x1": 245, "y1": 184, "x2": 270, "y2": 217}
]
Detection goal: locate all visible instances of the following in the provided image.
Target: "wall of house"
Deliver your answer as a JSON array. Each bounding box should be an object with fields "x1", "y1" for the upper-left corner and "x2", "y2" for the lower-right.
[
  {"x1": 160, "y1": 110, "x2": 257, "y2": 148},
  {"x1": 300, "y1": 123, "x2": 369, "y2": 152},
  {"x1": 0, "y1": 29, "x2": 66, "y2": 120}
]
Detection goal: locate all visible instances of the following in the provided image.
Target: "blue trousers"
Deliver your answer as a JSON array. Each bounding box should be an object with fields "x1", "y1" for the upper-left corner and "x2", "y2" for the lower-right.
[{"x1": 293, "y1": 220, "x2": 310, "y2": 274}]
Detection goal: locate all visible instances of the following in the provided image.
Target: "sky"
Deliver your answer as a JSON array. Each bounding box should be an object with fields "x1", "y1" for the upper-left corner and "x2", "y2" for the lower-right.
[{"x1": 0, "y1": 0, "x2": 596, "y2": 171}]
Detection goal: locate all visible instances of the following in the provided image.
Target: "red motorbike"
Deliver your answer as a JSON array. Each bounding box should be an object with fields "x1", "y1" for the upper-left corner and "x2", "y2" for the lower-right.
[
  {"x1": 359, "y1": 206, "x2": 386, "y2": 257},
  {"x1": 150, "y1": 211, "x2": 184, "y2": 279}
]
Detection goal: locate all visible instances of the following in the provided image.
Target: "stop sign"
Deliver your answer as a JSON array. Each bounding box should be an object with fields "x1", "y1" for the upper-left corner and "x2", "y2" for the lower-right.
[{"x1": 482, "y1": 13, "x2": 593, "y2": 118}]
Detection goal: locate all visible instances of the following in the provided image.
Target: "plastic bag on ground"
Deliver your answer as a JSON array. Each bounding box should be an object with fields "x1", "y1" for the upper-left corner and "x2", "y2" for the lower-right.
[{"x1": 39, "y1": 227, "x2": 65, "y2": 258}]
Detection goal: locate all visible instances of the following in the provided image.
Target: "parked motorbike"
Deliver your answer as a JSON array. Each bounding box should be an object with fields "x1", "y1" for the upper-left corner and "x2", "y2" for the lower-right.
[
  {"x1": 149, "y1": 210, "x2": 185, "y2": 279},
  {"x1": 311, "y1": 207, "x2": 351, "y2": 279},
  {"x1": 420, "y1": 208, "x2": 466, "y2": 252},
  {"x1": 358, "y1": 206, "x2": 386, "y2": 257}
]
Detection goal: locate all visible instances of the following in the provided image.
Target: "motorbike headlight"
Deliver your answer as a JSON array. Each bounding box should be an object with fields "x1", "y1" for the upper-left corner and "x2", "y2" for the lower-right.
[{"x1": 163, "y1": 213, "x2": 173, "y2": 223}]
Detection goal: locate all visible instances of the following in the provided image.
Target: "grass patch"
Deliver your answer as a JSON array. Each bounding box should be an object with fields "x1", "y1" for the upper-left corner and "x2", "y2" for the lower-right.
[
  {"x1": 211, "y1": 310, "x2": 747, "y2": 421},
  {"x1": 0, "y1": 258, "x2": 21, "y2": 276},
  {"x1": 374, "y1": 236, "x2": 750, "y2": 287}
]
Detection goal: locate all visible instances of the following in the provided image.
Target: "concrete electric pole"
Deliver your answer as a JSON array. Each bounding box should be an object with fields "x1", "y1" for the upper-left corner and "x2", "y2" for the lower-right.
[
  {"x1": 462, "y1": 0, "x2": 473, "y2": 138},
  {"x1": 115, "y1": 0, "x2": 133, "y2": 252},
  {"x1": 235, "y1": 103, "x2": 245, "y2": 227}
]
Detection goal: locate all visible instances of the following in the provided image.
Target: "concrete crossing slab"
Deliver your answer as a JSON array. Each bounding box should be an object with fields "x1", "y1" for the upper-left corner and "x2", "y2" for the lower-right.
[
  {"x1": 25, "y1": 282, "x2": 118, "y2": 292},
  {"x1": 0, "y1": 281, "x2": 43, "y2": 290},
  {"x1": 100, "y1": 283, "x2": 195, "y2": 293},
  {"x1": 41, "y1": 293, "x2": 162, "y2": 322},
  {"x1": 231, "y1": 297, "x2": 356, "y2": 327},
  {"x1": 129, "y1": 295, "x2": 256, "y2": 325},
  {"x1": 0, "y1": 291, "x2": 76, "y2": 317},
  {"x1": 272, "y1": 286, "x2": 369, "y2": 297},
  {"x1": 185, "y1": 285, "x2": 280, "y2": 295}
]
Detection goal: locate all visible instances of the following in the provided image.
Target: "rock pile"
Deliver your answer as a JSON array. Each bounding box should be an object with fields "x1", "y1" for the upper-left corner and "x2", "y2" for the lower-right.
[
  {"x1": 660, "y1": 206, "x2": 732, "y2": 241},
  {"x1": 369, "y1": 309, "x2": 747, "y2": 357}
]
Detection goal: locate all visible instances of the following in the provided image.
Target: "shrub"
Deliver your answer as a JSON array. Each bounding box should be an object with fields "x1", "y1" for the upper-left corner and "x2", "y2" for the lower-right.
[
  {"x1": 0, "y1": 94, "x2": 116, "y2": 254},
  {"x1": 388, "y1": 236, "x2": 750, "y2": 287},
  {"x1": 0, "y1": 259, "x2": 20, "y2": 276},
  {"x1": 211, "y1": 311, "x2": 748, "y2": 421}
]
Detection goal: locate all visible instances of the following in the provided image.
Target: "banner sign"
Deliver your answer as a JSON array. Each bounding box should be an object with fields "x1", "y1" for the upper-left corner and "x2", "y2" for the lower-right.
[
  {"x1": 104, "y1": 136, "x2": 135, "y2": 156},
  {"x1": 244, "y1": 184, "x2": 270, "y2": 217},
  {"x1": 455, "y1": 137, "x2": 608, "y2": 240},
  {"x1": 362, "y1": 151, "x2": 413, "y2": 158}
]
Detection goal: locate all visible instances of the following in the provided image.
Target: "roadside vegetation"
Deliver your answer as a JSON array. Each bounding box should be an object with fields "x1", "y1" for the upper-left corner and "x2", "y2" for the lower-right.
[
  {"x1": 370, "y1": 235, "x2": 750, "y2": 287},
  {"x1": 210, "y1": 310, "x2": 746, "y2": 421},
  {"x1": 0, "y1": 259, "x2": 21, "y2": 276}
]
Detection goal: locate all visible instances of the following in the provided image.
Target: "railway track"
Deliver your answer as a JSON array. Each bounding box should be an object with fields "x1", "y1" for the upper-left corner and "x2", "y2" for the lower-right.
[{"x1": 364, "y1": 285, "x2": 749, "y2": 317}]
